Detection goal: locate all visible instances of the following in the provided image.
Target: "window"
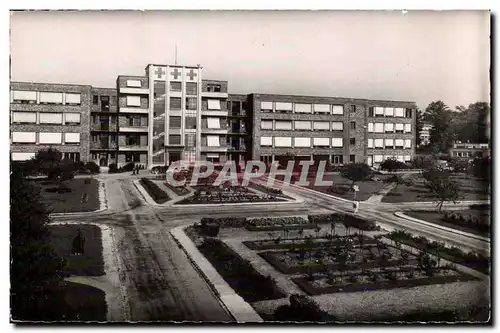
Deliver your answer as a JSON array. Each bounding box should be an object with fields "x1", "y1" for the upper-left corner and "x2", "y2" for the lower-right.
[
  {"x1": 110, "y1": 115, "x2": 117, "y2": 124},
  {"x1": 260, "y1": 136, "x2": 272, "y2": 147},
  {"x1": 350, "y1": 121, "x2": 356, "y2": 129},
  {"x1": 169, "y1": 116, "x2": 182, "y2": 128},
  {"x1": 295, "y1": 121, "x2": 312, "y2": 130},
  {"x1": 186, "y1": 83, "x2": 197, "y2": 95},
  {"x1": 207, "y1": 117, "x2": 221, "y2": 129},
  {"x1": 125, "y1": 153, "x2": 140, "y2": 162},
  {"x1": 385, "y1": 107, "x2": 394, "y2": 117},
  {"x1": 126, "y1": 80, "x2": 141, "y2": 88},
  {"x1": 39, "y1": 113, "x2": 63, "y2": 124},
  {"x1": 170, "y1": 82, "x2": 181, "y2": 92},
  {"x1": 39, "y1": 132, "x2": 62, "y2": 144},
  {"x1": 313, "y1": 138, "x2": 330, "y2": 147},
  {"x1": 332, "y1": 138, "x2": 343, "y2": 147},
  {"x1": 126, "y1": 96, "x2": 141, "y2": 107},
  {"x1": 368, "y1": 107, "x2": 374, "y2": 117},
  {"x1": 261, "y1": 101, "x2": 273, "y2": 112},
  {"x1": 313, "y1": 121, "x2": 330, "y2": 131},
  {"x1": 100, "y1": 96, "x2": 110, "y2": 111},
  {"x1": 186, "y1": 98, "x2": 197, "y2": 110},
  {"x1": 128, "y1": 115, "x2": 141, "y2": 127},
  {"x1": 375, "y1": 107, "x2": 384, "y2": 117},
  {"x1": 350, "y1": 138, "x2": 356, "y2": 145},
  {"x1": 65, "y1": 113, "x2": 81, "y2": 124},
  {"x1": 395, "y1": 108, "x2": 404, "y2": 117},
  {"x1": 404, "y1": 155, "x2": 411, "y2": 162},
  {"x1": 295, "y1": 103, "x2": 312, "y2": 113},
  {"x1": 64, "y1": 133, "x2": 80, "y2": 144},
  {"x1": 169, "y1": 135, "x2": 181, "y2": 145},
  {"x1": 274, "y1": 137, "x2": 292, "y2": 147},
  {"x1": 63, "y1": 152, "x2": 80, "y2": 162},
  {"x1": 385, "y1": 123, "x2": 394, "y2": 133},
  {"x1": 368, "y1": 123, "x2": 374, "y2": 132},
  {"x1": 332, "y1": 122, "x2": 344, "y2": 131},
  {"x1": 110, "y1": 135, "x2": 117, "y2": 143},
  {"x1": 395, "y1": 123, "x2": 404, "y2": 133},
  {"x1": 405, "y1": 139, "x2": 412, "y2": 149},
  {"x1": 294, "y1": 137, "x2": 311, "y2": 147},
  {"x1": 350, "y1": 105, "x2": 356, "y2": 113},
  {"x1": 261, "y1": 120, "x2": 273, "y2": 130},
  {"x1": 385, "y1": 139, "x2": 394, "y2": 149},
  {"x1": 40, "y1": 92, "x2": 63, "y2": 104},
  {"x1": 332, "y1": 155, "x2": 343, "y2": 164},
  {"x1": 93, "y1": 95, "x2": 99, "y2": 105},
  {"x1": 331, "y1": 105, "x2": 344, "y2": 115},
  {"x1": 12, "y1": 112, "x2": 36, "y2": 124},
  {"x1": 12, "y1": 90, "x2": 37, "y2": 103},
  {"x1": 275, "y1": 102, "x2": 293, "y2": 112},
  {"x1": 404, "y1": 123, "x2": 412, "y2": 133},
  {"x1": 207, "y1": 84, "x2": 221, "y2": 92},
  {"x1": 126, "y1": 135, "x2": 140, "y2": 146},
  {"x1": 374, "y1": 139, "x2": 384, "y2": 148},
  {"x1": 12, "y1": 132, "x2": 36, "y2": 143},
  {"x1": 170, "y1": 97, "x2": 181, "y2": 110},
  {"x1": 374, "y1": 155, "x2": 384, "y2": 163},
  {"x1": 374, "y1": 123, "x2": 384, "y2": 133},
  {"x1": 185, "y1": 133, "x2": 196, "y2": 148},
  {"x1": 368, "y1": 139, "x2": 374, "y2": 148},
  {"x1": 395, "y1": 139, "x2": 404, "y2": 149},
  {"x1": 66, "y1": 93, "x2": 81, "y2": 105},
  {"x1": 206, "y1": 135, "x2": 220, "y2": 147},
  {"x1": 207, "y1": 99, "x2": 221, "y2": 110},
  {"x1": 350, "y1": 155, "x2": 355, "y2": 163},
  {"x1": 185, "y1": 117, "x2": 196, "y2": 129},
  {"x1": 314, "y1": 104, "x2": 330, "y2": 113},
  {"x1": 405, "y1": 108, "x2": 413, "y2": 118}
]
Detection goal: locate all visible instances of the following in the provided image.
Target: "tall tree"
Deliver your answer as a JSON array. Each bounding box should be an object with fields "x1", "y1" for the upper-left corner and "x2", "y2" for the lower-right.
[
  {"x1": 10, "y1": 172, "x2": 67, "y2": 321},
  {"x1": 415, "y1": 108, "x2": 424, "y2": 147},
  {"x1": 426, "y1": 101, "x2": 454, "y2": 153},
  {"x1": 340, "y1": 163, "x2": 372, "y2": 188},
  {"x1": 453, "y1": 102, "x2": 490, "y2": 143},
  {"x1": 425, "y1": 176, "x2": 461, "y2": 211}
]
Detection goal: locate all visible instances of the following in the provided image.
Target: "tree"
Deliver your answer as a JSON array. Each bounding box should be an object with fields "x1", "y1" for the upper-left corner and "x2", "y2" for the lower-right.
[
  {"x1": 415, "y1": 108, "x2": 424, "y2": 147},
  {"x1": 448, "y1": 158, "x2": 470, "y2": 173},
  {"x1": 10, "y1": 171, "x2": 67, "y2": 321},
  {"x1": 425, "y1": 101, "x2": 455, "y2": 153},
  {"x1": 33, "y1": 148, "x2": 63, "y2": 179},
  {"x1": 383, "y1": 174, "x2": 414, "y2": 191},
  {"x1": 380, "y1": 158, "x2": 408, "y2": 171},
  {"x1": 471, "y1": 156, "x2": 491, "y2": 181},
  {"x1": 425, "y1": 176, "x2": 461, "y2": 211},
  {"x1": 453, "y1": 102, "x2": 490, "y2": 144},
  {"x1": 340, "y1": 163, "x2": 372, "y2": 188}
]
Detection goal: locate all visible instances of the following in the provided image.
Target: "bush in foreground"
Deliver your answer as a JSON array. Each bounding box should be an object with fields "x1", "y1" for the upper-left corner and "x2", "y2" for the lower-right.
[
  {"x1": 140, "y1": 178, "x2": 170, "y2": 204},
  {"x1": 273, "y1": 294, "x2": 334, "y2": 322}
]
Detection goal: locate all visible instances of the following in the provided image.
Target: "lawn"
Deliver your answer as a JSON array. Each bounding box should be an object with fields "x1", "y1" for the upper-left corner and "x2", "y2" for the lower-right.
[
  {"x1": 273, "y1": 173, "x2": 390, "y2": 201},
  {"x1": 62, "y1": 281, "x2": 107, "y2": 321},
  {"x1": 404, "y1": 209, "x2": 490, "y2": 237},
  {"x1": 382, "y1": 174, "x2": 490, "y2": 203},
  {"x1": 32, "y1": 178, "x2": 100, "y2": 213},
  {"x1": 49, "y1": 224, "x2": 105, "y2": 276}
]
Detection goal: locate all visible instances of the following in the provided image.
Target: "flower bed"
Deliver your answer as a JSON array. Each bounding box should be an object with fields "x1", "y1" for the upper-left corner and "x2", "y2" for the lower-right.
[
  {"x1": 243, "y1": 235, "x2": 377, "y2": 251},
  {"x1": 163, "y1": 181, "x2": 190, "y2": 196},
  {"x1": 249, "y1": 182, "x2": 294, "y2": 199},
  {"x1": 140, "y1": 178, "x2": 170, "y2": 204},
  {"x1": 197, "y1": 238, "x2": 285, "y2": 303},
  {"x1": 387, "y1": 230, "x2": 490, "y2": 275},
  {"x1": 245, "y1": 216, "x2": 314, "y2": 231},
  {"x1": 307, "y1": 213, "x2": 380, "y2": 231},
  {"x1": 200, "y1": 217, "x2": 247, "y2": 229},
  {"x1": 293, "y1": 267, "x2": 477, "y2": 295}
]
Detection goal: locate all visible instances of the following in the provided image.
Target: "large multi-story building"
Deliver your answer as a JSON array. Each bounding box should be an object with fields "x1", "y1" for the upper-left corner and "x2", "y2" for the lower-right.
[{"x1": 10, "y1": 63, "x2": 417, "y2": 168}]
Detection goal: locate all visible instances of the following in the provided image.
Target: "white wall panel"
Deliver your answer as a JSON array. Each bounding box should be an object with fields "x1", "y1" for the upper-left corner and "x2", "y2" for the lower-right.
[
  {"x1": 39, "y1": 132, "x2": 62, "y2": 144},
  {"x1": 261, "y1": 120, "x2": 273, "y2": 130},
  {"x1": 294, "y1": 103, "x2": 312, "y2": 113},
  {"x1": 332, "y1": 122, "x2": 344, "y2": 131},
  {"x1": 331, "y1": 105, "x2": 344, "y2": 115},
  {"x1": 12, "y1": 112, "x2": 36, "y2": 123},
  {"x1": 207, "y1": 135, "x2": 220, "y2": 147},
  {"x1": 385, "y1": 107, "x2": 394, "y2": 116},
  {"x1": 294, "y1": 121, "x2": 311, "y2": 130},
  {"x1": 127, "y1": 80, "x2": 142, "y2": 87},
  {"x1": 260, "y1": 101, "x2": 273, "y2": 110},
  {"x1": 314, "y1": 104, "x2": 330, "y2": 113},
  {"x1": 294, "y1": 137, "x2": 311, "y2": 147},
  {"x1": 274, "y1": 137, "x2": 292, "y2": 147},
  {"x1": 127, "y1": 96, "x2": 141, "y2": 107},
  {"x1": 40, "y1": 92, "x2": 63, "y2": 104},
  {"x1": 13, "y1": 90, "x2": 37, "y2": 101},
  {"x1": 275, "y1": 121, "x2": 292, "y2": 130},
  {"x1": 313, "y1": 121, "x2": 330, "y2": 130},
  {"x1": 11, "y1": 152, "x2": 36, "y2": 161},
  {"x1": 275, "y1": 102, "x2": 292, "y2": 111},
  {"x1": 39, "y1": 113, "x2": 63, "y2": 124},
  {"x1": 395, "y1": 108, "x2": 405, "y2": 117},
  {"x1": 65, "y1": 93, "x2": 81, "y2": 104},
  {"x1": 313, "y1": 137, "x2": 330, "y2": 146},
  {"x1": 65, "y1": 113, "x2": 81, "y2": 123},
  {"x1": 207, "y1": 117, "x2": 221, "y2": 129},
  {"x1": 332, "y1": 138, "x2": 343, "y2": 147},
  {"x1": 260, "y1": 136, "x2": 272, "y2": 146},
  {"x1": 208, "y1": 99, "x2": 221, "y2": 110},
  {"x1": 12, "y1": 132, "x2": 36, "y2": 143},
  {"x1": 64, "y1": 133, "x2": 80, "y2": 143}
]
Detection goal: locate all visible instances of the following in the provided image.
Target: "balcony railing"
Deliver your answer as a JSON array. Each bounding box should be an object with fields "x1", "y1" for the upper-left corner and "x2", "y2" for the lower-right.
[
  {"x1": 90, "y1": 142, "x2": 118, "y2": 150},
  {"x1": 90, "y1": 123, "x2": 117, "y2": 131},
  {"x1": 118, "y1": 145, "x2": 148, "y2": 151}
]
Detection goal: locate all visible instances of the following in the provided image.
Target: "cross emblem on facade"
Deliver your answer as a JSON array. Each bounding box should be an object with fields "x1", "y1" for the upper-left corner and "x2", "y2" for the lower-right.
[
  {"x1": 171, "y1": 68, "x2": 182, "y2": 80},
  {"x1": 187, "y1": 69, "x2": 197, "y2": 80},
  {"x1": 155, "y1": 67, "x2": 166, "y2": 79}
]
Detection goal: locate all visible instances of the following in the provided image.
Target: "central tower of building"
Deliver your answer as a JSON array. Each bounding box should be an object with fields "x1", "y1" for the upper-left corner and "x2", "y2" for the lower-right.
[{"x1": 147, "y1": 64, "x2": 203, "y2": 167}]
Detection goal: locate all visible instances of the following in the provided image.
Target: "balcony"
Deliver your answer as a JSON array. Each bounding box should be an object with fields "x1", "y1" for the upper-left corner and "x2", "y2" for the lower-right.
[
  {"x1": 119, "y1": 107, "x2": 148, "y2": 114},
  {"x1": 229, "y1": 110, "x2": 247, "y2": 117},
  {"x1": 228, "y1": 127, "x2": 247, "y2": 135},
  {"x1": 200, "y1": 145, "x2": 228, "y2": 153},
  {"x1": 201, "y1": 91, "x2": 228, "y2": 99},
  {"x1": 90, "y1": 141, "x2": 118, "y2": 150},
  {"x1": 90, "y1": 123, "x2": 117, "y2": 132},
  {"x1": 118, "y1": 145, "x2": 148, "y2": 151},
  {"x1": 227, "y1": 145, "x2": 247, "y2": 152},
  {"x1": 201, "y1": 109, "x2": 228, "y2": 117},
  {"x1": 201, "y1": 126, "x2": 229, "y2": 134},
  {"x1": 119, "y1": 126, "x2": 149, "y2": 133}
]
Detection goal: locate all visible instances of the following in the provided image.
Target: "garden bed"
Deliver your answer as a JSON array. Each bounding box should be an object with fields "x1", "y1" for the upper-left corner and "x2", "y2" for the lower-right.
[
  {"x1": 245, "y1": 216, "x2": 312, "y2": 231},
  {"x1": 196, "y1": 238, "x2": 285, "y2": 303},
  {"x1": 163, "y1": 181, "x2": 190, "y2": 196},
  {"x1": 248, "y1": 182, "x2": 295, "y2": 200},
  {"x1": 62, "y1": 281, "x2": 108, "y2": 321},
  {"x1": 387, "y1": 230, "x2": 490, "y2": 275},
  {"x1": 32, "y1": 178, "x2": 100, "y2": 213},
  {"x1": 176, "y1": 186, "x2": 286, "y2": 205},
  {"x1": 293, "y1": 267, "x2": 477, "y2": 295},
  {"x1": 404, "y1": 209, "x2": 490, "y2": 237},
  {"x1": 140, "y1": 178, "x2": 170, "y2": 204},
  {"x1": 48, "y1": 224, "x2": 105, "y2": 276},
  {"x1": 244, "y1": 235, "x2": 378, "y2": 251}
]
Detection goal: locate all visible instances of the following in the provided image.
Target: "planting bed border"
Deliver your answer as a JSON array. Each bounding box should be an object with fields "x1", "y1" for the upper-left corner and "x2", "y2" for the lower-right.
[
  {"x1": 259, "y1": 250, "x2": 419, "y2": 275},
  {"x1": 293, "y1": 272, "x2": 478, "y2": 296},
  {"x1": 385, "y1": 236, "x2": 490, "y2": 275}
]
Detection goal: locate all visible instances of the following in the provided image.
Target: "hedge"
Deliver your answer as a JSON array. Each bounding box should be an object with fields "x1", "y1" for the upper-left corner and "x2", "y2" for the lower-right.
[
  {"x1": 139, "y1": 178, "x2": 170, "y2": 204},
  {"x1": 200, "y1": 217, "x2": 247, "y2": 228}
]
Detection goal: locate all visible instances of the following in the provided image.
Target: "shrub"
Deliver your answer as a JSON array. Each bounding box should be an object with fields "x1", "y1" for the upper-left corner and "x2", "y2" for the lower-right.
[
  {"x1": 139, "y1": 178, "x2": 170, "y2": 204},
  {"x1": 380, "y1": 159, "x2": 408, "y2": 171},
  {"x1": 246, "y1": 216, "x2": 309, "y2": 227},
  {"x1": 200, "y1": 217, "x2": 246, "y2": 228},
  {"x1": 344, "y1": 215, "x2": 378, "y2": 231},
  {"x1": 122, "y1": 162, "x2": 135, "y2": 172},
  {"x1": 84, "y1": 178, "x2": 92, "y2": 185},
  {"x1": 108, "y1": 163, "x2": 118, "y2": 173},
  {"x1": 203, "y1": 223, "x2": 220, "y2": 237},
  {"x1": 85, "y1": 161, "x2": 100, "y2": 174},
  {"x1": 308, "y1": 214, "x2": 338, "y2": 224},
  {"x1": 273, "y1": 294, "x2": 332, "y2": 322}
]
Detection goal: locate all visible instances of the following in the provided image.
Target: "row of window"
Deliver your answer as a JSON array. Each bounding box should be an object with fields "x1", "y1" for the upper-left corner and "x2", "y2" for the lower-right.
[
  {"x1": 11, "y1": 112, "x2": 81, "y2": 125},
  {"x1": 368, "y1": 138, "x2": 412, "y2": 149},
  {"x1": 11, "y1": 90, "x2": 82, "y2": 105},
  {"x1": 259, "y1": 101, "x2": 413, "y2": 118},
  {"x1": 11, "y1": 132, "x2": 81, "y2": 144},
  {"x1": 452, "y1": 151, "x2": 475, "y2": 158},
  {"x1": 261, "y1": 120, "x2": 346, "y2": 131},
  {"x1": 12, "y1": 151, "x2": 81, "y2": 162},
  {"x1": 260, "y1": 137, "x2": 344, "y2": 148},
  {"x1": 369, "y1": 155, "x2": 412, "y2": 164},
  {"x1": 160, "y1": 97, "x2": 222, "y2": 111},
  {"x1": 368, "y1": 122, "x2": 412, "y2": 133}
]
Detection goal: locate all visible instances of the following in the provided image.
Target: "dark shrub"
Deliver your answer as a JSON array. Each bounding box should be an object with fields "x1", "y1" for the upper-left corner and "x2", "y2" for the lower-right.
[
  {"x1": 139, "y1": 178, "x2": 170, "y2": 204},
  {"x1": 200, "y1": 217, "x2": 246, "y2": 228},
  {"x1": 73, "y1": 161, "x2": 86, "y2": 172},
  {"x1": 203, "y1": 223, "x2": 220, "y2": 237},
  {"x1": 345, "y1": 215, "x2": 378, "y2": 231},
  {"x1": 108, "y1": 163, "x2": 118, "y2": 173},
  {"x1": 122, "y1": 162, "x2": 135, "y2": 172},
  {"x1": 84, "y1": 178, "x2": 92, "y2": 185},
  {"x1": 308, "y1": 214, "x2": 337, "y2": 224},
  {"x1": 273, "y1": 294, "x2": 333, "y2": 322},
  {"x1": 380, "y1": 159, "x2": 408, "y2": 171},
  {"x1": 85, "y1": 161, "x2": 100, "y2": 174}
]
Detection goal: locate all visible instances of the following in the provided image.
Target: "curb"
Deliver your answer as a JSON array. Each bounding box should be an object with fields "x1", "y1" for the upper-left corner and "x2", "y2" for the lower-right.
[
  {"x1": 394, "y1": 211, "x2": 490, "y2": 243},
  {"x1": 49, "y1": 179, "x2": 109, "y2": 218},
  {"x1": 170, "y1": 225, "x2": 263, "y2": 323},
  {"x1": 132, "y1": 179, "x2": 161, "y2": 207}
]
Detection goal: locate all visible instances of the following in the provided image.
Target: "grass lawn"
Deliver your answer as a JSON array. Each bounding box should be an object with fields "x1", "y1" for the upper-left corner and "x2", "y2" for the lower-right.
[
  {"x1": 32, "y1": 178, "x2": 100, "y2": 213},
  {"x1": 274, "y1": 173, "x2": 390, "y2": 201},
  {"x1": 404, "y1": 209, "x2": 490, "y2": 237},
  {"x1": 62, "y1": 281, "x2": 107, "y2": 321},
  {"x1": 382, "y1": 174, "x2": 490, "y2": 203},
  {"x1": 49, "y1": 224, "x2": 105, "y2": 276}
]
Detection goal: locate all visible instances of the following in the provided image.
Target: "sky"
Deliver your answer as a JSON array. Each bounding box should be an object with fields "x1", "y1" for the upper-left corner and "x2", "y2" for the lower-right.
[{"x1": 10, "y1": 10, "x2": 490, "y2": 110}]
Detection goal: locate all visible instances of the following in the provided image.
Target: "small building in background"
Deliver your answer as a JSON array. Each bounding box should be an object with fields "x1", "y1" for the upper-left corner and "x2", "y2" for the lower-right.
[{"x1": 449, "y1": 141, "x2": 490, "y2": 160}]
